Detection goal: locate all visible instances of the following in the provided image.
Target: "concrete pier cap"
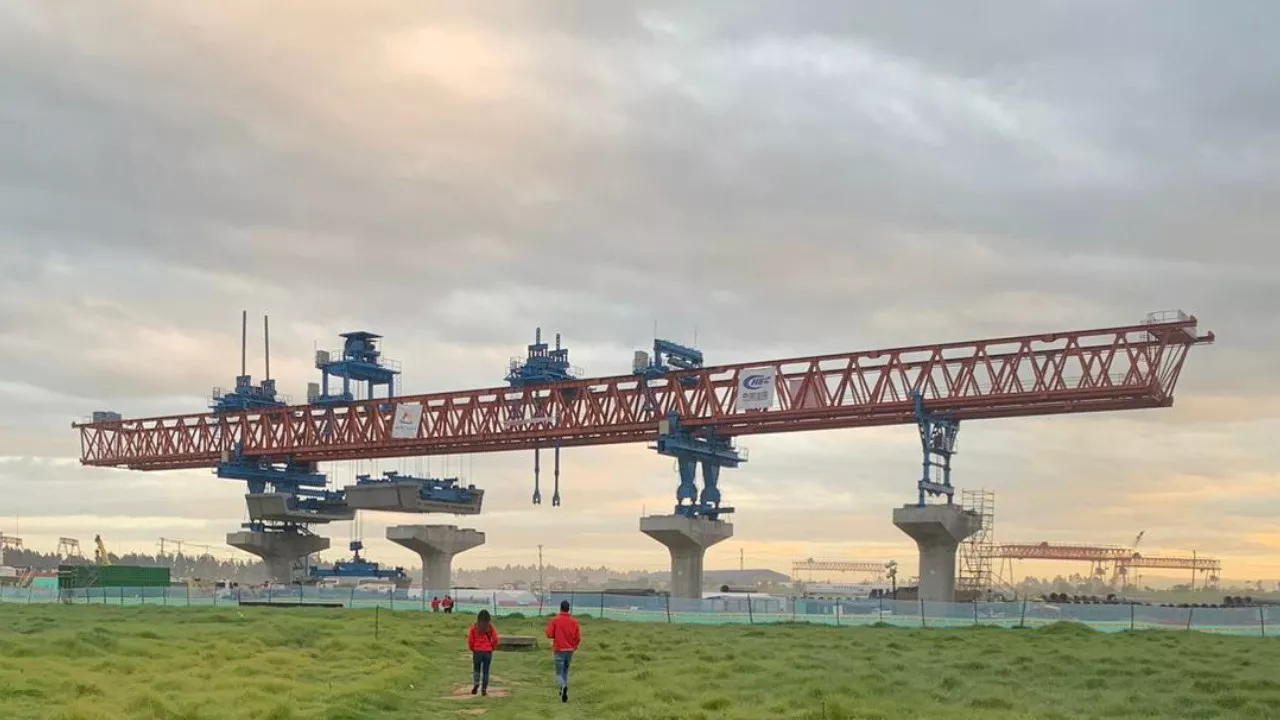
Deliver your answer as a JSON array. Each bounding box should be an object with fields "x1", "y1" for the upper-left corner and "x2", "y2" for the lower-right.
[
  {"x1": 640, "y1": 514, "x2": 734, "y2": 600},
  {"x1": 227, "y1": 530, "x2": 329, "y2": 583},
  {"x1": 386, "y1": 524, "x2": 485, "y2": 594},
  {"x1": 892, "y1": 504, "x2": 982, "y2": 603}
]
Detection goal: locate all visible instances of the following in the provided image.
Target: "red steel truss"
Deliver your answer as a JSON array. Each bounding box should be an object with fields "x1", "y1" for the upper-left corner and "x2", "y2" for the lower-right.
[{"x1": 74, "y1": 314, "x2": 1213, "y2": 471}]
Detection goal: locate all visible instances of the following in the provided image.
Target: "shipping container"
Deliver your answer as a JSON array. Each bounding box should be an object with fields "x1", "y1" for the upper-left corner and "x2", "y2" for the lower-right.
[{"x1": 57, "y1": 564, "x2": 170, "y2": 589}]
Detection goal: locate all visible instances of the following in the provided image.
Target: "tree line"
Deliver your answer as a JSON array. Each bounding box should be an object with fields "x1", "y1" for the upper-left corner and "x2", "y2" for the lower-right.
[{"x1": 2, "y1": 548, "x2": 270, "y2": 583}]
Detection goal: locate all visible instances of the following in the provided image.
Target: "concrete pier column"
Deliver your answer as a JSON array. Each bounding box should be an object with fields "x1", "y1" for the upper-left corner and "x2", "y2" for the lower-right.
[
  {"x1": 386, "y1": 524, "x2": 485, "y2": 594},
  {"x1": 227, "y1": 530, "x2": 329, "y2": 583},
  {"x1": 892, "y1": 504, "x2": 982, "y2": 603},
  {"x1": 640, "y1": 514, "x2": 733, "y2": 599}
]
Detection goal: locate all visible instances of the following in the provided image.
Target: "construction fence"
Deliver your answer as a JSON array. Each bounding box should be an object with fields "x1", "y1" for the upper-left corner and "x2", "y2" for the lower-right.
[{"x1": 1, "y1": 584, "x2": 1274, "y2": 637}]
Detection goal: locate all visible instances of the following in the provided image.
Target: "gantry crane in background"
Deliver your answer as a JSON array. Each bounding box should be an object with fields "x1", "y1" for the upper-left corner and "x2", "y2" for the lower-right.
[
  {"x1": 792, "y1": 558, "x2": 894, "y2": 583},
  {"x1": 72, "y1": 310, "x2": 1214, "y2": 570},
  {"x1": 992, "y1": 541, "x2": 1222, "y2": 589},
  {"x1": 0, "y1": 531, "x2": 21, "y2": 567},
  {"x1": 953, "y1": 497, "x2": 1219, "y2": 595},
  {"x1": 158, "y1": 538, "x2": 236, "y2": 558},
  {"x1": 57, "y1": 537, "x2": 83, "y2": 559}
]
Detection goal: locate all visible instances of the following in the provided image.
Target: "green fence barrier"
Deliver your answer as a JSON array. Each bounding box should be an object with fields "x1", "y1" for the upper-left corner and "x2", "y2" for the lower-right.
[{"x1": 0, "y1": 584, "x2": 1271, "y2": 637}]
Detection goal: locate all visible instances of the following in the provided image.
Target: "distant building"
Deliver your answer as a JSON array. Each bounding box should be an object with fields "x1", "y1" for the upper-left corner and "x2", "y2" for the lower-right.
[
  {"x1": 800, "y1": 582, "x2": 893, "y2": 600},
  {"x1": 701, "y1": 591, "x2": 786, "y2": 613},
  {"x1": 652, "y1": 569, "x2": 791, "y2": 588}
]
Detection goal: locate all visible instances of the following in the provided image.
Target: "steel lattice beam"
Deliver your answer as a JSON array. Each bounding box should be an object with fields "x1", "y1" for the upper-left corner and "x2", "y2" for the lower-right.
[
  {"x1": 1123, "y1": 556, "x2": 1222, "y2": 572},
  {"x1": 992, "y1": 544, "x2": 1134, "y2": 561},
  {"x1": 793, "y1": 559, "x2": 887, "y2": 574},
  {"x1": 994, "y1": 544, "x2": 1221, "y2": 572},
  {"x1": 73, "y1": 316, "x2": 1213, "y2": 471}
]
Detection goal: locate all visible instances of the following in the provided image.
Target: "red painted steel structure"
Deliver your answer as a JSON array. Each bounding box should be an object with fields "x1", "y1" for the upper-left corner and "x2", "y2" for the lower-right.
[{"x1": 73, "y1": 314, "x2": 1214, "y2": 472}]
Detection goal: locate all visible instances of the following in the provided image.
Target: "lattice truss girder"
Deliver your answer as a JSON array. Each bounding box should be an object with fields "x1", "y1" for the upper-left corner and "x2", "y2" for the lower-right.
[
  {"x1": 793, "y1": 560, "x2": 887, "y2": 574},
  {"x1": 75, "y1": 318, "x2": 1211, "y2": 470},
  {"x1": 993, "y1": 544, "x2": 1222, "y2": 572}
]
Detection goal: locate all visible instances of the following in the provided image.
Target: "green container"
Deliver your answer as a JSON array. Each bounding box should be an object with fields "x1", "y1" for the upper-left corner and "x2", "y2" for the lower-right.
[{"x1": 58, "y1": 564, "x2": 170, "y2": 589}]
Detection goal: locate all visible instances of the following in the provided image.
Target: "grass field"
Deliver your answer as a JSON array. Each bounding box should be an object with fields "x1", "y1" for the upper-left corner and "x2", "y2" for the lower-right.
[{"x1": 1, "y1": 605, "x2": 1278, "y2": 719}]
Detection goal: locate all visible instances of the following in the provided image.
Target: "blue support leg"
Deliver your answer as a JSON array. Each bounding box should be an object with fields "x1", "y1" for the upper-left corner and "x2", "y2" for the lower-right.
[
  {"x1": 552, "y1": 444, "x2": 561, "y2": 507},
  {"x1": 912, "y1": 392, "x2": 960, "y2": 507},
  {"x1": 918, "y1": 451, "x2": 929, "y2": 507},
  {"x1": 532, "y1": 447, "x2": 542, "y2": 505},
  {"x1": 675, "y1": 457, "x2": 698, "y2": 515},
  {"x1": 699, "y1": 461, "x2": 723, "y2": 520},
  {"x1": 502, "y1": 326, "x2": 579, "y2": 509},
  {"x1": 655, "y1": 414, "x2": 741, "y2": 519}
]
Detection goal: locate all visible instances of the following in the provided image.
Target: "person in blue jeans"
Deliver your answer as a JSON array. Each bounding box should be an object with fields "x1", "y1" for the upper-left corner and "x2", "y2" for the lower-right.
[
  {"x1": 467, "y1": 609, "x2": 500, "y2": 696},
  {"x1": 545, "y1": 600, "x2": 582, "y2": 702}
]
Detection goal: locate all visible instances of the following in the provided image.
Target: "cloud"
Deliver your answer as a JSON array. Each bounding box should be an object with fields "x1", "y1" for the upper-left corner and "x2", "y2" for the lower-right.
[{"x1": 0, "y1": 1, "x2": 1276, "y2": 581}]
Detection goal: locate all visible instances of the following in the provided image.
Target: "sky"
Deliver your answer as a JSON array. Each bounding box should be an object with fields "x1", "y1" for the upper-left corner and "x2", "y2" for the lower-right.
[{"x1": 0, "y1": 1, "x2": 1277, "y2": 584}]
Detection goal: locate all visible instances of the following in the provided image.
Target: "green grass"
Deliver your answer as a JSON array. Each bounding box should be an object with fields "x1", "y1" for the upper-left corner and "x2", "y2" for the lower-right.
[{"x1": 1, "y1": 606, "x2": 1279, "y2": 719}]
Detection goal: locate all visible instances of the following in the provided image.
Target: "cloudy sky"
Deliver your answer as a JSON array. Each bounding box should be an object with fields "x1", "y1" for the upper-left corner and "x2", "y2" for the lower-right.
[{"x1": 1, "y1": 1, "x2": 1276, "y2": 583}]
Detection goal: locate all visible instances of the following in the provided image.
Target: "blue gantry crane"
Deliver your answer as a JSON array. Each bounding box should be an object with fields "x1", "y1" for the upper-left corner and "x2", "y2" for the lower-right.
[
  {"x1": 504, "y1": 328, "x2": 579, "y2": 506},
  {"x1": 207, "y1": 318, "x2": 946, "y2": 573},
  {"x1": 632, "y1": 337, "x2": 743, "y2": 519},
  {"x1": 502, "y1": 327, "x2": 745, "y2": 518},
  {"x1": 211, "y1": 313, "x2": 348, "y2": 532},
  {"x1": 309, "y1": 331, "x2": 400, "y2": 406},
  {"x1": 633, "y1": 338, "x2": 704, "y2": 412},
  {"x1": 211, "y1": 312, "x2": 484, "y2": 582},
  {"x1": 912, "y1": 391, "x2": 960, "y2": 507},
  {"x1": 651, "y1": 413, "x2": 742, "y2": 520},
  {"x1": 307, "y1": 540, "x2": 409, "y2": 586},
  {"x1": 211, "y1": 312, "x2": 288, "y2": 413}
]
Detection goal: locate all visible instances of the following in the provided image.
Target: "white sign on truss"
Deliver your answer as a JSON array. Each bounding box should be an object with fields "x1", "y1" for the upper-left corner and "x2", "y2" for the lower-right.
[
  {"x1": 737, "y1": 367, "x2": 777, "y2": 411},
  {"x1": 390, "y1": 403, "x2": 424, "y2": 439},
  {"x1": 787, "y1": 377, "x2": 824, "y2": 410}
]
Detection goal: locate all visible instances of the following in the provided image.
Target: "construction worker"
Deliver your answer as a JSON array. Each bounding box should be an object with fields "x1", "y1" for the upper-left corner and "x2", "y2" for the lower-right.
[
  {"x1": 545, "y1": 600, "x2": 581, "y2": 703},
  {"x1": 442, "y1": 594, "x2": 454, "y2": 614},
  {"x1": 430, "y1": 596, "x2": 441, "y2": 612},
  {"x1": 467, "y1": 609, "x2": 500, "y2": 696}
]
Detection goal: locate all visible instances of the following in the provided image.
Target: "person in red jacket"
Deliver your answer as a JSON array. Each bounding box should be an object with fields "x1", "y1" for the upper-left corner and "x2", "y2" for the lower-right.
[
  {"x1": 544, "y1": 600, "x2": 581, "y2": 703},
  {"x1": 430, "y1": 596, "x2": 441, "y2": 612},
  {"x1": 467, "y1": 609, "x2": 500, "y2": 696},
  {"x1": 442, "y1": 595, "x2": 455, "y2": 614}
]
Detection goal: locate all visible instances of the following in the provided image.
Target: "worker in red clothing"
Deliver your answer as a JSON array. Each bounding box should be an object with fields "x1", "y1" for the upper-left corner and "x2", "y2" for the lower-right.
[
  {"x1": 467, "y1": 609, "x2": 500, "y2": 696},
  {"x1": 430, "y1": 596, "x2": 441, "y2": 612},
  {"x1": 545, "y1": 600, "x2": 582, "y2": 703},
  {"x1": 442, "y1": 594, "x2": 454, "y2": 613}
]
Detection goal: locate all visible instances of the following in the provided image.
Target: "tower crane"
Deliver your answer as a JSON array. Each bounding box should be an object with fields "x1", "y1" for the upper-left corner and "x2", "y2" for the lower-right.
[{"x1": 72, "y1": 310, "x2": 1213, "y2": 586}]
